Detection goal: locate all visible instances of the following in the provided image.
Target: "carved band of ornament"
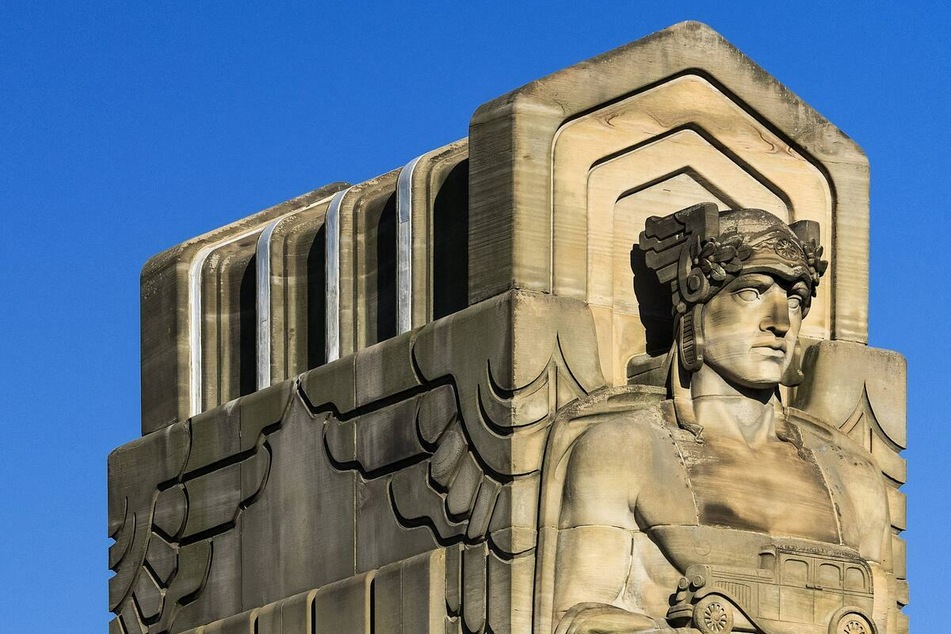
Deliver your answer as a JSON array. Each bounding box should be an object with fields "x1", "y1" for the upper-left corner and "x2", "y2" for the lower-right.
[
  {"x1": 396, "y1": 154, "x2": 422, "y2": 335},
  {"x1": 324, "y1": 188, "x2": 348, "y2": 363},
  {"x1": 307, "y1": 292, "x2": 605, "y2": 478},
  {"x1": 317, "y1": 377, "x2": 525, "y2": 553},
  {"x1": 255, "y1": 217, "x2": 283, "y2": 392},
  {"x1": 186, "y1": 227, "x2": 264, "y2": 418},
  {"x1": 173, "y1": 550, "x2": 460, "y2": 634}
]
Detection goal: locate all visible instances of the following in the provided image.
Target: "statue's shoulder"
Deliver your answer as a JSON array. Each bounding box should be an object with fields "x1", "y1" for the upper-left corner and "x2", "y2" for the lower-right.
[
  {"x1": 557, "y1": 385, "x2": 675, "y2": 455},
  {"x1": 787, "y1": 406, "x2": 881, "y2": 472},
  {"x1": 555, "y1": 386, "x2": 677, "y2": 524},
  {"x1": 561, "y1": 384, "x2": 669, "y2": 423},
  {"x1": 787, "y1": 406, "x2": 852, "y2": 444},
  {"x1": 787, "y1": 406, "x2": 890, "y2": 558}
]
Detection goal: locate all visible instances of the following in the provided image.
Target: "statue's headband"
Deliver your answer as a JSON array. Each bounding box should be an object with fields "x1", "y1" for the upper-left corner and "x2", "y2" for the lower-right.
[{"x1": 638, "y1": 203, "x2": 828, "y2": 315}]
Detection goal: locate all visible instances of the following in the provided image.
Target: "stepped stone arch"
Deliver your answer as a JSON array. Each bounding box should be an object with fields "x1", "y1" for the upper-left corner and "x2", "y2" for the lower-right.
[{"x1": 469, "y1": 20, "x2": 868, "y2": 385}]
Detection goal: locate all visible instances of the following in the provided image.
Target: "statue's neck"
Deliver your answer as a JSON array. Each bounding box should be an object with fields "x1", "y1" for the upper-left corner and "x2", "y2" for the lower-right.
[{"x1": 689, "y1": 365, "x2": 780, "y2": 447}]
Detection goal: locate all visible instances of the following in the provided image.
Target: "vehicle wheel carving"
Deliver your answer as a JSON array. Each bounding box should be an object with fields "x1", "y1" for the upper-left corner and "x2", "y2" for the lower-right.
[
  {"x1": 694, "y1": 595, "x2": 734, "y2": 634},
  {"x1": 828, "y1": 609, "x2": 876, "y2": 634}
]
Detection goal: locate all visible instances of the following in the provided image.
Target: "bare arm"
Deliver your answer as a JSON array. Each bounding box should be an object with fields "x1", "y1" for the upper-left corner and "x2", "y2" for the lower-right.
[{"x1": 554, "y1": 422, "x2": 690, "y2": 633}]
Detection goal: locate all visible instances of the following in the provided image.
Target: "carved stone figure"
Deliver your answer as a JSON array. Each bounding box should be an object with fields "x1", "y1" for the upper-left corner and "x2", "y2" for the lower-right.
[{"x1": 552, "y1": 204, "x2": 889, "y2": 634}]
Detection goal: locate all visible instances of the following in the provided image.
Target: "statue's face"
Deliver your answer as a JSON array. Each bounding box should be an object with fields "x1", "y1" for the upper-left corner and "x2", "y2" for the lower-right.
[{"x1": 700, "y1": 272, "x2": 806, "y2": 388}]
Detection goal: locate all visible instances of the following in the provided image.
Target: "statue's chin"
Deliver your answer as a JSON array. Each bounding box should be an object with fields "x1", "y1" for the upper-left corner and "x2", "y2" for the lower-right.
[
  {"x1": 700, "y1": 360, "x2": 785, "y2": 394},
  {"x1": 717, "y1": 369, "x2": 783, "y2": 396}
]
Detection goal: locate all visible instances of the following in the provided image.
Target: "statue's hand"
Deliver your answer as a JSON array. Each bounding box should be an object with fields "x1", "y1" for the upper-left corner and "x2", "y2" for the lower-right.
[{"x1": 556, "y1": 603, "x2": 700, "y2": 634}]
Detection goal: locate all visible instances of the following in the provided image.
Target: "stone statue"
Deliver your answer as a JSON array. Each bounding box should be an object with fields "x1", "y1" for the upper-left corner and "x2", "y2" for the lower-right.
[{"x1": 552, "y1": 204, "x2": 890, "y2": 634}]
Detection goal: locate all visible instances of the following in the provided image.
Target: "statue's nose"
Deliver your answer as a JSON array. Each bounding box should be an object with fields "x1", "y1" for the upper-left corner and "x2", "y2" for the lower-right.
[{"x1": 760, "y1": 288, "x2": 790, "y2": 336}]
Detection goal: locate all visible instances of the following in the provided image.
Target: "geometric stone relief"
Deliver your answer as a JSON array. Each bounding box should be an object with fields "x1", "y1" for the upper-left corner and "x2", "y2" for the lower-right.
[
  {"x1": 468, "y1": 24, "x2": 870, "y2": 351},
  {"x1": 552, "y1": 74, "x2": 834, "y2": 383},
  {"x1": 108, "y1": 381, "x2": 292, "y2": 633},
  {"x1": 793, "y1": 341, "x2": 909, "y2": 630},
  {"x1": 110, "y1": 290, "x2": 609, "y2": 633},
  {"x1": 312, "y1": 291, "x2": 608, "y2": 633}
]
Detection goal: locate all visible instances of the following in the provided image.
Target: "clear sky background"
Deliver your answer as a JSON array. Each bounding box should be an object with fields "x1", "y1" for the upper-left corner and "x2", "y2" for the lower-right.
[{"x1": 1, "y1": 2, "x2": 948, "y2": 631}]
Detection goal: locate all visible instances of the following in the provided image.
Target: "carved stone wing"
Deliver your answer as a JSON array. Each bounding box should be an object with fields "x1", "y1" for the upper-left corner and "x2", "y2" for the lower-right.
[
  {"x1": 108, "y1": 382, "x2": 293, "y2": 634},
  {"x1": 793, "y1": 341, "x2": 909, "y2": 627},
  {"x1": 315, "y1": 291, "x2": 608, "y2": 560}
]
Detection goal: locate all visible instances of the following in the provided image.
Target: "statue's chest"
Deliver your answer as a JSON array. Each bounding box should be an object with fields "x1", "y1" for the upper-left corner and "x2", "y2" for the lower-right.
[{"x1": 673, "y1": 433, "x2": 840, "y2": 543}]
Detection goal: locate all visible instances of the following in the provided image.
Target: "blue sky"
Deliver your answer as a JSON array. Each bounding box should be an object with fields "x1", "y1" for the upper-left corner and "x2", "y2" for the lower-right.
[{"x1": 1, "y1": 2, "x2": 947, "y2": 630}]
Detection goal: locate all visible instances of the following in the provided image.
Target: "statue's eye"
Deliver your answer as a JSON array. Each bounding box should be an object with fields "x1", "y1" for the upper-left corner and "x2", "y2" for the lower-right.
[
  {"x1": 735, "y1": 289, "x2": 760, "y2": 302},
  {"x1": 787, "y1": 296, "x2": 802, "y2": 310}
]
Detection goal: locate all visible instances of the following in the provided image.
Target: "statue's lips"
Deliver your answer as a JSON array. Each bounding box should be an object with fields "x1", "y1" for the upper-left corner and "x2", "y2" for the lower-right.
[{"x1": 752, "y1": 342, "x2": 786, "y2": 357}]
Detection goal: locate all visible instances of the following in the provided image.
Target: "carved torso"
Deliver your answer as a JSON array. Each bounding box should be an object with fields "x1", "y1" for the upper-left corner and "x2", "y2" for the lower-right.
[
  {"x1": 669, "y1": 414, "x2": 840, "y2": 544},
  {"x1": 592, "y1": 398, "x2": 887, "y2": 558},
  {"x1": 555, "y1": 392, "x2": 889, "y2": 629}
]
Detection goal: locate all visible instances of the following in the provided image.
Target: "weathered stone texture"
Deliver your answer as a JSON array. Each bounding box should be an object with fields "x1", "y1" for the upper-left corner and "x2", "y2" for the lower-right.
[{"x1": 110, "y1": 21, "x2": 905, "y2": 634}]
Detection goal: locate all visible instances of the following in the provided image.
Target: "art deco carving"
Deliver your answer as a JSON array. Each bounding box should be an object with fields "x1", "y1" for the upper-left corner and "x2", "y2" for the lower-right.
[
  {"x1": 108, "y1": 382, "x2": 293, "y2": 633},
  {"x1": 110, "y1": 21, "x2": 906, "y2": 634},
  {"x1": 539, "y1": 206, "x2": 892, "y2": 634}
]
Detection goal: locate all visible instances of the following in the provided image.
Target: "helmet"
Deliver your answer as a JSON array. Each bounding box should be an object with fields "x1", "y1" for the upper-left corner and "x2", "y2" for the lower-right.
[{"x1": 638, "y1": 203, "x2": 827, "y2": 371}]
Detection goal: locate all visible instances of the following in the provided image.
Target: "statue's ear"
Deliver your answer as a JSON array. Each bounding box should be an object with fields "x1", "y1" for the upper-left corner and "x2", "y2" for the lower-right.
[
  {"x1": 780, "y1": 338, "x2": 805, "y2": 387},
  {"x1": 677, "y1": 305, "x2": 704, "y2": 372}
]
